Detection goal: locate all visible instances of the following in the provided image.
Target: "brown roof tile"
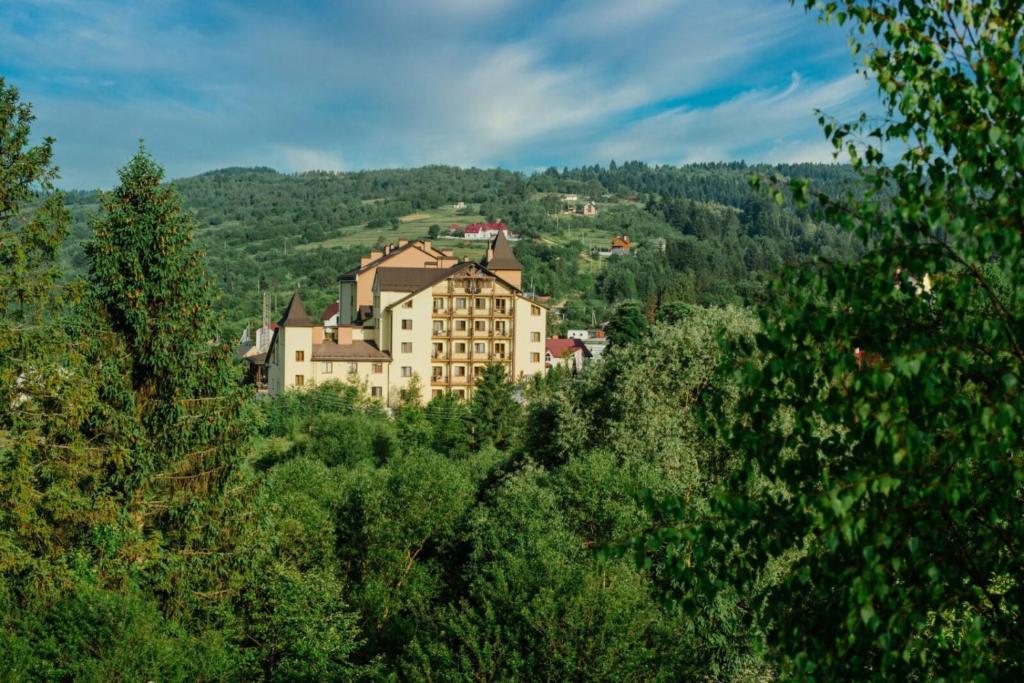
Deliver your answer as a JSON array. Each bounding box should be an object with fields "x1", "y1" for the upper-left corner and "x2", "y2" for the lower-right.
[
  {"x1": 375, "y1": 265, "x2": 460, "y2": 292},
  {"x1": 340, "y1": 240, "x2": 444, "y2": 279},
  {"x1": 485, "y1": 231, "x2": 524, "y2": 271},
  {"x1": 277, "y1": 292, "x2": 316, "y2": 327},
  {"x1": 312, "y1": 340, "x2": 391, "y2": 361}
]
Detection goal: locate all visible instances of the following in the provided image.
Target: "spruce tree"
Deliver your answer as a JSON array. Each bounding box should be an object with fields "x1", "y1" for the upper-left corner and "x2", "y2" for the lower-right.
[
  {"x1": 86, "y1": 146, "x2": 247, "y2": 546},
  {"x1": 469, "y1": 364, "x2": 522, "y2": 450}
]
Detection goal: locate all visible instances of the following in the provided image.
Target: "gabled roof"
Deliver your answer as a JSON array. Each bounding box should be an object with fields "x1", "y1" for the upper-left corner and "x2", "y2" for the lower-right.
[
  {"x1": 321, "y1": 301, "x2": 340, "y2": 321},
  {"x1": 277, "y1": 292, "x2": 316, "y2": 327},
  {"x1": 312, "y1": 340, "x2": 391, "y2": 361},
  {"x1": 383, "y1": 261, "x2": 532, "y2": 311},
  {"x1": 546, "y1": 337, "x2": 592, "y2": 358},
  {"x1": 485, "y1": 231, "x2": 523, "y2": 271},
  {"x1": 375, "y1": 265, "x2": 460, "y2": 293},
  {"x1": 340, "y1": 240, "x2": 445, "y2": 280},
  {"x1": 464, "y1": 222, "x2": 506, "y2": 234}
]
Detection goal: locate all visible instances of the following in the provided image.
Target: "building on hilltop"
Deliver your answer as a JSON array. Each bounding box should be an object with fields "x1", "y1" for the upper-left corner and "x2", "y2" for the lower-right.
[
  {"x1": 462, "y1": 222, "x2": 510, "y2": 240},
  {"x1": 266, "y1": 233, "x2": 547, "y2": 403},
  {"x1": 582, "y1": 201, "x2": 598, "y2": 217}
]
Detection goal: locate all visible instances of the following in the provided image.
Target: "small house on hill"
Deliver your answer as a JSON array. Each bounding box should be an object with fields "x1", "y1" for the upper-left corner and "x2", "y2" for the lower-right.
[
  {"x1": 545, "y1": 337, "x2": 592, "y2": 372},
  {"x1": 463, "y1": 223, "x2": 510, "y2": 240}
]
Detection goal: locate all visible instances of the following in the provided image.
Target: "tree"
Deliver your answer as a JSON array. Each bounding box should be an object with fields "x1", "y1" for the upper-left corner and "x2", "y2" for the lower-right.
[
  {"x1": 0, "y1": 78, "x2": 68, "y2": 318},
  {"x1": 469, "y1": 364, "x2": 522, "y2": 450},
  {"x1": 86, "y1": 145, "x2": 248, "y2": 551},
  {"x1": 0, "y1": 76, "x2": 111, "y2": 596},
  {"x1": 649, "y1": 2, "x2": 1024, "y2": 679},
  {"x1": 605, "y1": 301, "x2": 649, "y2": 347},
  {"x1": 428, "y1": 224, "x2": 441, "y2": 239},
  {"x1": 426, "y1": 391, "x2": 473, "y2": 458}
]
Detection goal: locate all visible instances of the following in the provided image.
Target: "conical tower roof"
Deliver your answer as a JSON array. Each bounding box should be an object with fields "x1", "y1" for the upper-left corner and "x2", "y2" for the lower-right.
[
  {"x1": 484, "y1": 231, "x2": 523, "y2": 271},
  {"x1": 277, "y1": 291, "x2": 316, "y2": 327}
]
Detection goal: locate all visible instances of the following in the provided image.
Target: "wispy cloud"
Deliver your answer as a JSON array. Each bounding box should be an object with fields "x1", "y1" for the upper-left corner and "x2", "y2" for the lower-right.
[
  {"x1": 0, "y1": 0, "x2": 869, "y2": 188},
  {"x1": 596, "y1": 72, "x2": 873, "y2": 164}
]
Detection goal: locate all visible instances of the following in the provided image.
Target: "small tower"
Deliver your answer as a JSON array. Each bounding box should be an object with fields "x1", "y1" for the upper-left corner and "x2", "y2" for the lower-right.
[
  {"x1": 271, "y1": 292, "x2": 317, "y2": 391},
  {"x1": 483, "y1": 231, "x2": 524, "y2": 289}
]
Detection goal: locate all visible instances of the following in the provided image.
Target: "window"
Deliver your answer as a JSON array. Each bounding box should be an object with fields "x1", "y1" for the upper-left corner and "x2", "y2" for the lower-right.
[
  {"x1": 372, "y1": 363, "x2": 383, "y2": 374},
  {"x1": 454, "y1": 365, "x2": 466, "y2": 377},
  {"x1": 433, "y1": 343, "x2": 444, "y2": 357},
  {"x1": 474, "y1": 342, "x2": 485, "y2": 353},
  {"x1": 433, "y1": 321, "x2": 445, "y2": 334},
  {"x1": 401, "y1": 319, "x2": 413, "y2": 330},
  {"x1": 456, "y1": 297, "x2": 467, "y2": 310},
  {"x1": 432, "y1": 366, "x2": 443, "y2": 380},
  {"x1": 402, "y1": 300, "x2": 413, "y2": 308},
  {"x1": 401, "y1": 342, "x2": 412, "y2": 353},
  {"x1": 371, "y1": 386, "x2": 383, "y2": 398},
  {"x1": 455, "y1": 320, "x2": 467, "y2": 331},
  {"x1": 432, "y1": 389, "x2": 443, "y2": 398},
  {"x1": 531, "y1": 352, "x2": 541, "y2": 362},
  {"x1": 455, "y1": 342, "x2": 466, "y2": 353},
  {"x1": 295, "y1": 375, "x2": 305, "y2": 386},
  {"x1": 475, "y1": 297, "x2": 486, "y2": 309},
  {"x1": 495, "y1": 322, "x2": 507, "y2": 334},
  {"x1": 295, "y1": 350, "x2": 305, "y2": 362},
  {"x1": 530, "y1": 332, "x2": 541, "y2": 342},
  {"x1": 531, "y1": 305, "x2": 541, "y2": 316},
  {"x1": 455, "y1": 389, "x2": 465, "y2": 398},
  {"x1": 433, "y1": 298, "x2": 445, "y2": 311},
  {"x1": 401, "y1": 366, "x2": 412, "y2": 378},
  {"x1": 474, "y1": 320, "x2": 487, "y2": 331},
  {"x1": 321, "y1": 361, "x2": 333, "y2": 373},
  {"x1": 495, "y1": 299, "x2": 507, "y2": 313},
  {"x1": 348, "y1": 362, "x2": 358, "y2": 374},
  {"x1": 474, "y1": 365, "x2": 484, "y2": 377}
]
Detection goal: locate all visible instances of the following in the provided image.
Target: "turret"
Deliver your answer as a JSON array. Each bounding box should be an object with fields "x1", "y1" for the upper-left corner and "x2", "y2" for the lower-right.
[{"x1": 483, "y1": 231, "x2": 524, "y2": 289}]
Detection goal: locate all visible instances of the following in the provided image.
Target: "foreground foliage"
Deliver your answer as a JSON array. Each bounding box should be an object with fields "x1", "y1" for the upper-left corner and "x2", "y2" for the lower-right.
[{"x1": 645, "y1": 1, "x2": 1024, "y2": 679}]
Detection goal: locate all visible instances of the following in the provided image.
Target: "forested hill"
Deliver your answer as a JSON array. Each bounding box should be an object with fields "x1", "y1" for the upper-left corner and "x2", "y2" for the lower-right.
[{"x1": 60, "y1": 162, "x2": 862, "y2": 336}]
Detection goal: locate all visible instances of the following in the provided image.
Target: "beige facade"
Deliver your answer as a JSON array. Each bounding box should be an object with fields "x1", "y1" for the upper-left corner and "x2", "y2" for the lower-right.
[
  {"x1": 266, "y1": 234, "x2": 547, "y2": 404},
  {"x1": 340, "y1": 239, "x2": 455, "y2": 322}
]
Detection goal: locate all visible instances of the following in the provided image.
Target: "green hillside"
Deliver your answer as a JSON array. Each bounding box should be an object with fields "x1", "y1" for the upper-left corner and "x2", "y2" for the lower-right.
[{"x1": 59, "y1": 162, "x2": 862, "y2": 337}]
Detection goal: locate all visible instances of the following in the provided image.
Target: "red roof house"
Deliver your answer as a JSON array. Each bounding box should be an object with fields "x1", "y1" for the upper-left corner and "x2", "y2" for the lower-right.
[{"x1": 545, "y1": 337, "x2": 592, "y2": 371}]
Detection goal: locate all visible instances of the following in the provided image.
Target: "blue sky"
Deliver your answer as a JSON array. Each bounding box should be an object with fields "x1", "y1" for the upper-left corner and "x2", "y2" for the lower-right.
[{"x1": 1, "y1": 0, "x2": 877, "y2": 189}]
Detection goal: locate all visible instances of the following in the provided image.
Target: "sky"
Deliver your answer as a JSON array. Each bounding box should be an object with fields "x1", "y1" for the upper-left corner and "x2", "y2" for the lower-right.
[{"x1": 0, "y1": 0, "x2": 878, "y2": 189}]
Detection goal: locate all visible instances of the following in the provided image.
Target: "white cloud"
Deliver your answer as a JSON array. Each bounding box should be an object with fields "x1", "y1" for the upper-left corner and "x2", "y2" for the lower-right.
[
  {"x1": 274, "y1": 146, "x2": 345, "y2": 173},
  {"x1": 1, "y1": 0, "x2": 870, "y2": 187}
]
